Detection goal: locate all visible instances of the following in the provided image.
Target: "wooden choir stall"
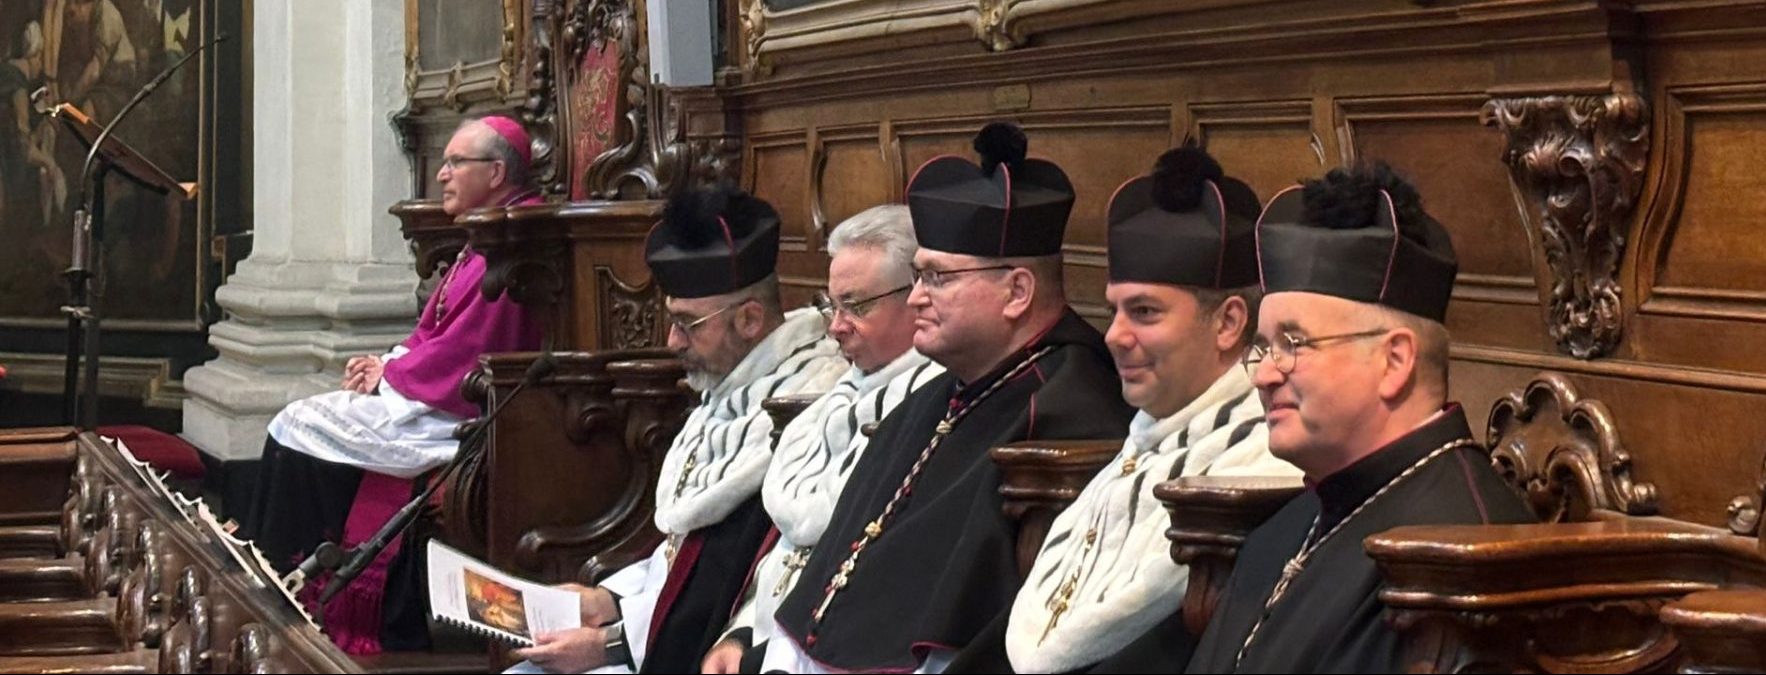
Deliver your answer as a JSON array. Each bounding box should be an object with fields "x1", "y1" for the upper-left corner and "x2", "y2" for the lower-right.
[{"x1": 9, "y1": 0, "x2": 1766, "y2": 672}]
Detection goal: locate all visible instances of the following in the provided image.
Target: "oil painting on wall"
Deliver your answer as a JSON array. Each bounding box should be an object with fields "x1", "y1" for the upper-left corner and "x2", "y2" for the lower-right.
[{"x1": 0, "y1": 0, "x2": 204, "y2": 326}]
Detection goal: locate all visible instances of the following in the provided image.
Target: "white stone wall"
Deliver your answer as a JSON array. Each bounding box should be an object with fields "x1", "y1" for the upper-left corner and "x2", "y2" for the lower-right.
[{"x1": 182, "y1": 0, "x2": 415, "y2": 461}]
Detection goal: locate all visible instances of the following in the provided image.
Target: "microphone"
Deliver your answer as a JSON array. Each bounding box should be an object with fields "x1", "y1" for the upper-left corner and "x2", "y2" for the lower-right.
[
  {"x1": 281, "y1": 540, "x2": 346, "y2": 595},
  {"x1": 309, "y1": 353, "x2": 559, "y2": 607}
]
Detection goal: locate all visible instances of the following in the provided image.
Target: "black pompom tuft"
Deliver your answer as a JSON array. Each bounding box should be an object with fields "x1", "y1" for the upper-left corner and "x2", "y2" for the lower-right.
[
  {"x1": 973, "y1": 122, "x2": 1028, "y2": 176},
  {"x1": 662, "y1": 182, "x2": 749, "y2": 249},
  {"x1": 1150, "y1": 146, "x2": 1223, "y2": 213},
  {"x1": 1300, "y1": 162, "x2": 1430, "y2": 241}
]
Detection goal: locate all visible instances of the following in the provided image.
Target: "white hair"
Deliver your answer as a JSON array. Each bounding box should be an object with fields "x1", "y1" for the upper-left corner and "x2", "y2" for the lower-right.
[{"x1": 827, "y1": 204, "x2": 917, "y2": 286}]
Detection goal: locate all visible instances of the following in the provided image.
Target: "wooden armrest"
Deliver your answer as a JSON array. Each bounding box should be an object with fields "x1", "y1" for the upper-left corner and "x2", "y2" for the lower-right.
[
  {"x1": 993, "y1": 440, "x2": 1124, "y2": 576},
  {"x1": 1156, "y1": 475, "x2": 1305, "y2": 635},
  {"x1": 580, "y1": 534, "x2": 667, "y2": 587},
  {"x1": 764, "y1": 393, "x2": 824, "y2": 449},
  {"x1": 1367, "y1": 518, "x2": 1766, "y2": 673},
  {"x1": 1661, "y1": 589, "x2": 1766, "y2": 673}
]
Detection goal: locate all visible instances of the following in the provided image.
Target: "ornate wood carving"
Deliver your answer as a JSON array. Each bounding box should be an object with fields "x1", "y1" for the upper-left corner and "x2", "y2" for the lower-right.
[
  {"x1": 229, "y1": 623, "x2": 274, "y2": 674},
  {"x1": 525, "y1": 0, "x2": 565, "y2": 196},
  {"x1": 1483, "y1": 93, "x2": 1649, "y2": 359},
  {"x1": 462, "y1": 198, "x2": 663, "y2": 350},
  {"x1": 460, "y1": 351, "x2": 677, "y2": 582},
  {"x1": 1157, "y1": 476, "x2": 1306, "y2": 635},
  {"x1": 992, "y1": 440, "x2": 1122, "y2": 577},
  {"x1": 469, "y1": 204, "x2": 574, "y2": 307},
  {"x1": 0, "y1": 430, "x2": 360, "y2": 672},
  {"x1": 390, "y1": 200, "x2": 467, "y2": 281},
  {"x1": 578, "y1": 358, "x2": 687, "y2": 584},
  {"x1": 1727, "y1": 452, "x2": 1764, "y2": 538},
  {"x1": 596, "y1": 267, "x2": 665, "y2": 349},
  {"x1": 533, "y1": 0, "x2": 742, "y2": 200},
  {"x1": 1369, "y1": 517, "x2": 1766, "y2": 674},
  {"x1": 1487, "y1": 372, "x2": 1659, "y2": 522}
]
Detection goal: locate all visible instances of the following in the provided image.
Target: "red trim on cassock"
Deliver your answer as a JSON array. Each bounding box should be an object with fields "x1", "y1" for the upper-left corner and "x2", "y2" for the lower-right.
[
  {"x1": 733, "y1": 527, "x2": 783, "y2": 616},
  {"x1": 647, "y1": 533, "x2": 707, "y2": 647}
]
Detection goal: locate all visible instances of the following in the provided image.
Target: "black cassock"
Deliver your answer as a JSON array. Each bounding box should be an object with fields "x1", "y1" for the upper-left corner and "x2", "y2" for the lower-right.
[
  {"x1": 775, "y1": 309, "x2": 1135, "y2": 672},
  {"x1": 1184, "y1": 405, "x2": 1536, "y2": 674},
  {"x1": 637, "y1": 495, "x2": 774, "y2": 674}
]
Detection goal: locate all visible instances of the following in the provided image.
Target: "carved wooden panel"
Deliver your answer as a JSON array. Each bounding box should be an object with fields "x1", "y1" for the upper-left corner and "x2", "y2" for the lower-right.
[
  {"x1": 748, "y1": 132, "x2": 813, "y2": 248},
  {"x1": 595, "y1": 267, "x2": 666, "y2": 350},
  {"x1": 1191, "y1": 101, "x2": 1324, "y2": 201},
  {"x1": 811, "y1": 127, "x2": 894, "y2": 246},
  {"x1": 1340, "y1": 95, "x2": 1541, "y2": 318},
  {"x1": 1485, "y1": 93, "x2": 1649, "y2": 360},
  {"x1": 1486, "y1": 372, "x2": 1658, "y2": 523}
]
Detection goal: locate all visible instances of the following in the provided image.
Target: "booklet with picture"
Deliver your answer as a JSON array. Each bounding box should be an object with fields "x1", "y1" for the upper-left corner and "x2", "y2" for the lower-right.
[{"x1": 427, "y1": 540, "x2": 582, "y2": 646}]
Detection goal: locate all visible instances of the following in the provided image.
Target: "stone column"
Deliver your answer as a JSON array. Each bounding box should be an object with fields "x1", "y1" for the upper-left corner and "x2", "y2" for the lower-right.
[{"x1": 182, "y1": 0, "x2": 415, "y2": 463}]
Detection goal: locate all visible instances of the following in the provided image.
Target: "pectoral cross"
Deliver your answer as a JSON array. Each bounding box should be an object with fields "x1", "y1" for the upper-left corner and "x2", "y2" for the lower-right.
[
  {"x1": 1039, "y1": 529, "x2": 1096, "y2": 644},
  {"x1": 1041, "y1": 593, "x2": 1071, "y2": 643},
  {"x1": 773, "y1": 547, "x2": 810, "y2": 597}
]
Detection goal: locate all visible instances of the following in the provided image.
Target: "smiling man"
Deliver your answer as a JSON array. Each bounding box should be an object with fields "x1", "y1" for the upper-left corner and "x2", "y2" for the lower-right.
[
  {"x1": 948, "y1": 146, "x2": 1299, "y2": 674},
  {"x1": 1183, "y1": 164, "x2": 1536, "y2": 673},
  {"x1": 766, "y1": 122, "x2": 1134, "y2": 674}
]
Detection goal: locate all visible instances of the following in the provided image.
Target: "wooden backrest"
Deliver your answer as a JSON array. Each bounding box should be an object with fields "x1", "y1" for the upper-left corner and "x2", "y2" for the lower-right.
[{"x1": 1367, "y1": 373, "x2": 1766, "y2": 673}]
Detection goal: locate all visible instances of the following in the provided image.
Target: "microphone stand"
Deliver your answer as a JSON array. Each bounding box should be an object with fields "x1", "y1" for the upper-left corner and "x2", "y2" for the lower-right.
[
  {"x1": 61, "y1": 34, "x2": 228, "y2": 429},
  {"x1": 284, "y1": 354, "x2": 559, "y2": 619}
]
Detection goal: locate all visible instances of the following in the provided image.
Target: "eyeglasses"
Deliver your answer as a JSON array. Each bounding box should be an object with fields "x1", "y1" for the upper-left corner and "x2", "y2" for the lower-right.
[
  {"x1": 667, "y1": 299, "x2": 751, "y2": 335},
  {"x1": 1241, "y1": 328, "x2": 1391, "y2": 376},
  {"x1": 909, "y1": 265, "x2": 1015, "y2": 290},
  {"x1": 813, "y1": 285, "x2": 911, "y2": 321},
  {"x1": 440, "y1": 155, "x2": 499, "y2": 171}
]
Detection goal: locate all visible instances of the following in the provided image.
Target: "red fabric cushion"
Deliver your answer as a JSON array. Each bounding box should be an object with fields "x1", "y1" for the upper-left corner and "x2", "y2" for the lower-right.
[{"x1": 97, "y1": 425, "x2": 206, "y2": 480}]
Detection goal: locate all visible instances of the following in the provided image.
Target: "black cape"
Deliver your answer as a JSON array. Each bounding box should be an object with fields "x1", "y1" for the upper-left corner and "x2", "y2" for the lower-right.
[
  {"x1": 1185, "y1": 406, "x2": 1536, "y2": 673},
  {"x1": 775, "y1": 309, "x2": 1134, "y2": 671},
  {"x1": 638, "y1": 495, "x2": 774, "y2": 674}
]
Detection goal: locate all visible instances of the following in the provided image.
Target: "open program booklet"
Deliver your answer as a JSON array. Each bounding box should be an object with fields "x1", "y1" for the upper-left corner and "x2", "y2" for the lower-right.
[{"x1": 427, "y1": 540, "x2": 582, "y2": 646}]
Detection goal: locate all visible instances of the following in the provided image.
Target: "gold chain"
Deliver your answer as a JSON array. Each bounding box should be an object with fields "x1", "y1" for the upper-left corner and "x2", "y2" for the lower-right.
[
  {"x1": 808, "y1": 347, "x2": 1055, "y2": 629},
  {"x1": 1040, "y1": 528, "x2": 1097, "y2": 643},
  {"x1": 432, "y1": 248, "x2": 469, "y2": 321},
  {"x1": 1232, "y1": 437, "x2": 1477, "y2": 668},
  {"x1": 664, "y1": 451, "x2": 701, "y2": 566}
]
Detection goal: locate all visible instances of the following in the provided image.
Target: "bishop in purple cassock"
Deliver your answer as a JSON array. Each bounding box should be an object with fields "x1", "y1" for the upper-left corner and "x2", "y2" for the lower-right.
[{"x1": 236, "y1": 116, "x2": 544, "y2": 654}]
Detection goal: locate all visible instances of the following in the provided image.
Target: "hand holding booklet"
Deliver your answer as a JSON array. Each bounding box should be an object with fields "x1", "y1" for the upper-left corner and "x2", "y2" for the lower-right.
[{"x1": 427, "y1": 540, "x2": 582, "y2": 646}]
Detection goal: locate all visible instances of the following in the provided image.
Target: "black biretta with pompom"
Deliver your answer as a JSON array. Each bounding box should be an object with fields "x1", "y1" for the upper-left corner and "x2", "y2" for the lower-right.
[
  {"x1": 906, "y1": 122, "x2": 1075, "y2": 258},
  {"x1": 1255, "y1": 163, "x2": 1458, "y2": 322},
  {"x1": 646, "y1": 183, "x2": 782, "y2": 299},
  {"x1": 1106, "y1": 145, "x2": 1262, "y2": 288}
]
